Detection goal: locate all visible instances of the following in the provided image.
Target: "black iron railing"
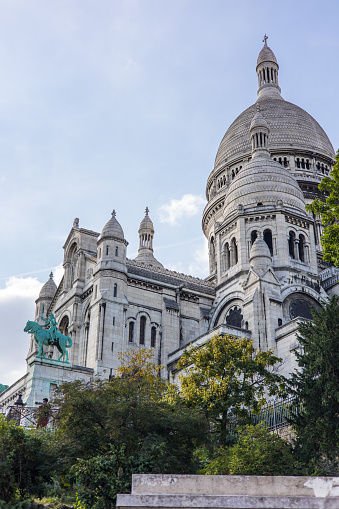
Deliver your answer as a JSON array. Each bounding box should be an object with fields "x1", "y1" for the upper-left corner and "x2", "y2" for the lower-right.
[{"x1": 5, "y1": 406, "x2": 59, "y2": 428}]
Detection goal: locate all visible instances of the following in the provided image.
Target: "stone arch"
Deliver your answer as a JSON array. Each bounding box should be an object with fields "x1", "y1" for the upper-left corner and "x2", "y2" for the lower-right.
[
  {"x1": 282, "y1": 292, "x2": 321, "y2": 321},
  {"x1": 263, "y1": 228, "x2": 273, "y2": 256}
]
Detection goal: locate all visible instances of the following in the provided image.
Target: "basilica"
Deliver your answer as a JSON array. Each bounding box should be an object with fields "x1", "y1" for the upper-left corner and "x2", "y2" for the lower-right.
[{"x1": 1, "y1": 38, "x2": 338, "y2": 409}]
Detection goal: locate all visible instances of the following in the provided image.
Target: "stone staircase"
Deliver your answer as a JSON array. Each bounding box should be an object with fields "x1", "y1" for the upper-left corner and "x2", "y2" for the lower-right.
[{"x1": 117, "y1": 474, "x2": 339, "y2": 509}]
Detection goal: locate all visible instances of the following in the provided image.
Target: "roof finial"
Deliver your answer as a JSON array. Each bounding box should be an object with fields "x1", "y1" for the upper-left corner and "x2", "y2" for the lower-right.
[
  {"x1": 263, "y1": 34, "x2": 268, "y2": 47},
  {"x1": 145, "y1": 206, "x2": 149, "y2": 216},
  {"x1": 112, "y1": 209, "x2": 116, "y2": 217},
  {"x1": 49, "y1": 272, "x2": 53, "y2": 279}
]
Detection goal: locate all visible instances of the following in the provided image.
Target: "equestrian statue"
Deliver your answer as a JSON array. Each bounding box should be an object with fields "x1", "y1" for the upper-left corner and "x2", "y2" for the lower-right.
[{"x1": 24, "y1": 313, "x2": 72, "y2": 363}]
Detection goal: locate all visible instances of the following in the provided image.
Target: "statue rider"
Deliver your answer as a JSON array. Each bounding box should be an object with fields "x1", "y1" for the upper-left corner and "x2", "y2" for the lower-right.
[{"x1": 41, "y1": 313, "x2": 58, "y2": 345}]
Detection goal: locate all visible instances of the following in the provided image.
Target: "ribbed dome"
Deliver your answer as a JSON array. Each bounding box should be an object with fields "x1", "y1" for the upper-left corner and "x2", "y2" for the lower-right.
[
  {"x1": 99, "y1": 210, "x2": 124, "y2": 241},
  {"x1": 214, "y1": 99, "x2": 335, "y2": 170},
  {"x1": 223, "y1": 157, "x2": 305, "y2": 217},
  {"x1": 257, "y1": 45, "x2": 278, "y2": 67},
  {"x1": 39, "y1": 273, "x2": 57, "y2": 299}
]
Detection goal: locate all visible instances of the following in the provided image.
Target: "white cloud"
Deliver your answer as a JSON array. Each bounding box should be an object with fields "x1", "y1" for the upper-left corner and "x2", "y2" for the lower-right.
[
  {"x1": 166, "y1": 238, "x2": 209, "y2": 279},
  {"x1": 0, "y1": 264, "x2": 63, "y2": 388},
  {"x1": 0, "y1": 276, "x2": 42, "y2": 302},
  {"x1": 158, "y1": 194, "x2": 206, "y2": 225},
  {"x1": 188, "y1": 237, "x2": 209, "y2": 278}
]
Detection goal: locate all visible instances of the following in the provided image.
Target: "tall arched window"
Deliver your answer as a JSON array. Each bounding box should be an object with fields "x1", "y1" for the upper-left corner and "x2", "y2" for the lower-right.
[
  {"x1": 264, "y1": 229, "x2": 273, "y2": 256},
  {"x1": 128, "y1": 321, "x2": 134, "y2": 343},
  {"x1": 289, "y1": 231, "x2": 296, "y2": 259},
  {"x1": 224, "y1": 243, "x2": 230, "y2": 271},
  {"x1": 113, "y1": 284, "x2": 117, "y2": 297},
  {"x1": 59, "y1": 316, "x2": 69, "y2": 337},
  {"x1": 151, "y1": 327, "x2": 156, "y2": 348},
  {"x1": 251, "y1": 230, "x2": 258, "y2": 245},
  {"x1": 231, "y1": 238, "x2": 238, "y2": 265},
  {"x1": 299, "y1": 234, "x2": 305, "y2": 262},
  {"x1": 139, "y1": 316, "x2": 146, "y2": 345}
]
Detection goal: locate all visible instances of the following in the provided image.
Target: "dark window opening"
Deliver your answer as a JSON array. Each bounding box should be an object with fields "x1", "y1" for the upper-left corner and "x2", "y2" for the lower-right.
[
  {"x1": 299, "y1": 234, "x2": 305, "y2": 262},
  {"x1": 251, "y1": 230, "x2": 258, "y2": 245},
  {"x1": 113, "y1": 284, "x2": 117, "y2": 297},
  {"x1": 106, "y1": 246, "x2": 109, "y2": 256},
  {"x1": 139, "y1": 316, "x2": 146, "y2": 345},
  {"x1": 278, "y1": 318, "x2": 282, "y2": 327},
  {"x1": 128, "y1": 322, "x2": 134, "y2": 343},
  {"x1": 264, "y1": 229, "x2": 273, "y2": 256},
  {"x1": 226, "y1": 306, "x2": 243, "y2": 328},
  {"x1": 151, "y1": 326, "x2": 156, "y2": 348},
  {"x1": 290, "y1": 299, "x2": 312, "y2": 320},
  {"x1": 115, "y1": 247, "x2": 118, "y2": 256}
]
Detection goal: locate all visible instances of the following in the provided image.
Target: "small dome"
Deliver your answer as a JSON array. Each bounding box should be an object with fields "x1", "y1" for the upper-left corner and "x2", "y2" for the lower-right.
[
  {"x1": 223, "y1": 157, "x2": 305, "y2": 218},
  {"x1": 249, "y1": 237, "x2": 272, "y2": 272},
  {"x1": 139, "y1": 207, "x2": 154, "y2": 233},
  {"x1": 250, "y1": 109, "x2": 269, "y2": 131},
  {"x1": 257, "y1": 45, "x2": 278, "y2": 67},
  {"x1": 99, "y1": 210, "x2": 124, "y2": 241},
  {"x1": 39, "y1": 273, "x2": 57, "y2": 299}
]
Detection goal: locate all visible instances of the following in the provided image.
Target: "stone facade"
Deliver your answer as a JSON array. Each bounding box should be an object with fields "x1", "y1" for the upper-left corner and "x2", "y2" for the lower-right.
[{"x1": 1, "y1": 38, "x2": 337, "y2": 411}]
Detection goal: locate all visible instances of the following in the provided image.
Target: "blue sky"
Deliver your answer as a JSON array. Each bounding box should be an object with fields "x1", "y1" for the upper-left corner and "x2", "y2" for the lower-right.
[{"x1": 1, "y1": 0, "x2": 339, "y2": 386}]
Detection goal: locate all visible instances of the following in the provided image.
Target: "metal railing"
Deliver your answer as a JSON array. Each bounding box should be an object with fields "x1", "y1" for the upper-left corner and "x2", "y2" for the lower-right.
[
  {"x1": 251, "y1": 396, "x2": 301, "y2": 431},
  {"x1": 5, "y1": 406, "x2": 59, "y2": 428}
]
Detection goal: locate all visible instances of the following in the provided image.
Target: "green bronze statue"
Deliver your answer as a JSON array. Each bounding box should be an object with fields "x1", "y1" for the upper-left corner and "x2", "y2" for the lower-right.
[{"x1": 24, "y1": 314, "x2": 72, "y2": 363}]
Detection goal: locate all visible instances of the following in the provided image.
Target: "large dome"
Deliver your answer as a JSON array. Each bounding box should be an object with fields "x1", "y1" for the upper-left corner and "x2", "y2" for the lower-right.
[{"x1": 214, "y1": 98, "x2": 335, "y2": 171}]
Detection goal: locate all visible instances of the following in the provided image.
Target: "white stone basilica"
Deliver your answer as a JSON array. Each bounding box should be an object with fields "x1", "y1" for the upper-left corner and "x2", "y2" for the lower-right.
[{"x1": 1, "y1": 38, "x2": 338, "y2": 409}]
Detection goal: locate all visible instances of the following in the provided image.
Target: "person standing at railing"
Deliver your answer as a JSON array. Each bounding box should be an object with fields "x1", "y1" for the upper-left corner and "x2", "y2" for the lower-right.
[{"x1": 35, "y1": 398, "x2": 51, "y2": 428}]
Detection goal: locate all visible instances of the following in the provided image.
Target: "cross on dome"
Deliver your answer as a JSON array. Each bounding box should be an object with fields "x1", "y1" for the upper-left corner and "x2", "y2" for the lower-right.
[
  {"x1": 145, "y1": 207, "x2": 149, "y2": 216},
  {"x1": 112, "y1": 209, "x2": 116, "y2": 217},
  {"x1": 263, "y1": 34, "x2": 268, "y2": 47}
]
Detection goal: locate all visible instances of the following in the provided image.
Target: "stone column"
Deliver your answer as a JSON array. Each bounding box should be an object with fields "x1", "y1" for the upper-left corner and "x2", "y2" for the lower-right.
[{"x1": 294, "y1": 238, "x2": 300, "y2": 260}]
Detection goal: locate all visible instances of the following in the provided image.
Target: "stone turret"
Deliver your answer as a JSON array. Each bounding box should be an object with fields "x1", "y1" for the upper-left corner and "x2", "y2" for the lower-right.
[
  {"x1": 256, "y1": 34, "x2": 281, "y2": 99},
  {"x1": 134, "y1": 207, "x2": 163, "y2": 268},
  {"x1": 35, "y1": 272, "x2": 57, "y2": 324}
]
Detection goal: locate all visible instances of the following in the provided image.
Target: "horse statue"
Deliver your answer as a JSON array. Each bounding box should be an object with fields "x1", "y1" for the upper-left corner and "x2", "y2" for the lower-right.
[{"x1": 24, "y1": 320, "x2": 72, "y2": 363}]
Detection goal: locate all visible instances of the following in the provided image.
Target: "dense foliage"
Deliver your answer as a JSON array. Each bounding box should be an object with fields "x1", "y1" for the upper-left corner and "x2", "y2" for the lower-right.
[
  {"x1": 53, "y1": 350, "x2": 207, "y2": 507},
  {"x1": 177, "y1": 334, "x2": 287, "y2": 445},
  {"x1": 0, "y1": 416, "x2": 55, "y2": 504},
  {"x1": 289, "y1": 296, "x2": 339, "y2": 474},
  {"x1": 204, "y1": 425, "x2": 301, "y2": 475},
  {"x1": 3, "y1": 314, "x2": 339, "y2": 507},
  {"x1": 307, "y1": 149, "x2": 339, "y2": 265}
]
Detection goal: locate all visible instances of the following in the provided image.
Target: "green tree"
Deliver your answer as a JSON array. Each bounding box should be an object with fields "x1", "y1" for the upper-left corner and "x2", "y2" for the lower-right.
[
  {"x1": 0, "y1": 416, "x2": 56, "y2": 504},
  {"x1": 177, "y1": 334, "x2": 287, "y2": 445},
  {"x1": 204, "y1": 425, "x2": 301, "y2": 475},
  {"x1": 54, "y1": 349, "x2": 208, "y2": 508},
  {"x1": 307, "y1": 149, "x2": 339, "y2": 265},
  {"x1": 289, "y1": 296, "x2": 339, "y2": 474}
]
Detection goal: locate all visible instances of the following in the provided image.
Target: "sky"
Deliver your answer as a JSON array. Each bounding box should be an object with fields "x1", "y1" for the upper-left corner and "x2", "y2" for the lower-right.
[{"x1": 1, "y1": 0, "x2": 339, "y2": 387}]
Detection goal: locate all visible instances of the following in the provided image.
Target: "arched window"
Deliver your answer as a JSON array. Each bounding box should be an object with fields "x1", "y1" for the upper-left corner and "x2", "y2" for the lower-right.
[
  {"x1": 288, "y1": 231, "x2": 296, "y2": 259},
  {"x1": 59, "y1": 316, "x2": 69, "y2": 337},
  {"x1": 115, "y1": 246, "x2": 118, "y2": 257},
  {"x1": 299, "y1": 234, "x2": 305, "y2": 262},
  {"x1": 151, "y1": 327, "x2": 156, "y2": 348},
  {"x1": 106, "y1": 246, "x2": 109, "y2": 256},
  {"x1": 264, "y1": 229, "x2": 273, "y2": 256},
  {"x1": 226, "y1": 306, "x2": 243, "y2": 328},
  {"x1": 113, "y1": 284, "x2": 117, "y2": 298},
  {"x1": 296, "y1": 158, "x2": 300, "y2": 168},
  {"x1": 139, "y1": 316, "x2": 146, "y2": 345},
  {"x1": 128, "y1": 321, "x2": 134, "y2": 343},
  {"x1": 231, "y1": 238, "x2": 238, "y2": 265},
  {"x1": 251, "y1": 230, "x2": 258, "y2": 245},
  {"x1": 224, "y1": 243, "x2": 230, "y2": 271}
]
